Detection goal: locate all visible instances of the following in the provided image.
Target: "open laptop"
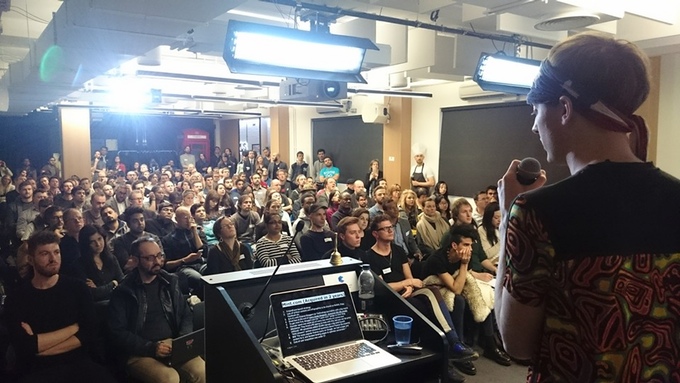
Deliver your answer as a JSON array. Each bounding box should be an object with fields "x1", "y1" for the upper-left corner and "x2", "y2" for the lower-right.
[
  {"x1": 166, "y1": 328, "x2": 205, "y2": 367},
  {"x1": 270, "y1": 284, "x2": 400, "y2": 383}
]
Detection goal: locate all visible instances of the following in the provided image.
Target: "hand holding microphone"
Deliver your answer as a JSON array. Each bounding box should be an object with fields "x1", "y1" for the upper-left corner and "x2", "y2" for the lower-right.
[{"x1": 498, "y1": 157, "x2": 547, "y2": 213}]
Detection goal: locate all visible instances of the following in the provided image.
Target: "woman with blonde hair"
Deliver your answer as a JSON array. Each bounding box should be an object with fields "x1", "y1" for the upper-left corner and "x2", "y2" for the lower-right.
[{"x1": 398, "y1": 189, "x2": 419, "y2": 230}]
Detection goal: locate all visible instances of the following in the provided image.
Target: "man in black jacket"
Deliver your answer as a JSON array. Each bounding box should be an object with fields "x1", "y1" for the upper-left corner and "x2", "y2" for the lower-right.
[{"x1": 108, "y1": 236, "x2": 205, "y2": 383}]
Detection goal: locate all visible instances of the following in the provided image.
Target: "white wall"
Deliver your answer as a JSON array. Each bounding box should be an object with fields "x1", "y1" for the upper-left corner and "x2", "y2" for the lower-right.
[{"x1": 657, "y1": 53, "x2": 680, "y2": 178}]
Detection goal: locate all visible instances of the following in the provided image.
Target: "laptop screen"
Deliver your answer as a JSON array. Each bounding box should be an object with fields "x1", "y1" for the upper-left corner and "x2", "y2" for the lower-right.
[{"x1": 270, "y1": 284, "x2": 363, "y2": 358}]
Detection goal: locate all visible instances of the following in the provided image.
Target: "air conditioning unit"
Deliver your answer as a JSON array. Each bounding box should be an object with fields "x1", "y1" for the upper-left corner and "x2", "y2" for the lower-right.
[
  {"x1": 362, "y1": 103, "x2": 389, "y2": 124},
  {"x1": 280, "y1": 79, "x2": 348, "y2": 102},
  {"x1": 458, "y1": 81, "x2": 506, "y2": 100}
]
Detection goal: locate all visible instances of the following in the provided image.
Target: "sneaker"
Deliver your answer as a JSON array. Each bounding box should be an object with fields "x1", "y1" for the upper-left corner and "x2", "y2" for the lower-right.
[{"x1": 449, "y1": 341, "x2": 479, "y2": 362}]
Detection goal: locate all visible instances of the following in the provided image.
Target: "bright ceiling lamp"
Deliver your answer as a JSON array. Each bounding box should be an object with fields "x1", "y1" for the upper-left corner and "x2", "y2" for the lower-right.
[
  {"x1": 223, "y1": 20, "x2": 378, "y2": 84},
  {"x1": 473, "y1": 53, "x2": 541, "y2": 95}
]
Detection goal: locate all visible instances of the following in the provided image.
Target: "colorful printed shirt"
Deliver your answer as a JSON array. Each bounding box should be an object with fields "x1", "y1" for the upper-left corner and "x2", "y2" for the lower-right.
[{"x1": 502, "y1": 162, "x2": 680, "y2": 383}]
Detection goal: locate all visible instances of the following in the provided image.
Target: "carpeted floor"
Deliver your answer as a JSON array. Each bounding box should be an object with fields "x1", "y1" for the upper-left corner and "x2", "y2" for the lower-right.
[{"x1": 460, "y1": 348, "x2": 528, "y2": 383}]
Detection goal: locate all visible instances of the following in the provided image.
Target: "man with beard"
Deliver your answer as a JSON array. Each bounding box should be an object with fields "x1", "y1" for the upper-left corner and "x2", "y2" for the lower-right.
[
  {"x1": 54, "y1": 179, "x2": 75, "y2": 209},
  {"x1": 108, "y1": 237, "x2": 205, "y2": 383},
  {"x1": 101, "y1": 205, "x2": 130, "y2": 252},
  {"x1": 145, "y1": 201, "x2": 176, "y2": 238},
  {"x1": 112, "y1": 206, "x2": 161, "y2": 273},
  {"x1": 83, "y1": 191, "x2": 107, "y2": 227},
  {"x1": 5, "y1": 231, "x2": 117, "y2": 383}
]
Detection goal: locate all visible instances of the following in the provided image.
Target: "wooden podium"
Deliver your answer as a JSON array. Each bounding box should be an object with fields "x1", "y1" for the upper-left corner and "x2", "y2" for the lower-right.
[{"x1": 202, "y1": 258, "x2": 448, "y2": 382}]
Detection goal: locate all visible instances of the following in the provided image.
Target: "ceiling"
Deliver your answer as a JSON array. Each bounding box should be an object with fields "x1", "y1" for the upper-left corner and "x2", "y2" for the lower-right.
[{"x1": 0, "y1": 0, "x2": 679, "y2": 115}]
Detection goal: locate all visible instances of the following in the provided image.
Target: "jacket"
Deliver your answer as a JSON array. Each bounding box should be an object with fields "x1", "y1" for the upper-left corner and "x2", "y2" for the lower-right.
[{"x1": 107, "y1": 269, "x2": 193, "y2": 358}]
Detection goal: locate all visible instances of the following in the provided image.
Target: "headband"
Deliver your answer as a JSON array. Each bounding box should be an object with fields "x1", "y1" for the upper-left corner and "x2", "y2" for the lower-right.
[{"x1": 527, "y1": 60, "x2": 648, "y2": 161}]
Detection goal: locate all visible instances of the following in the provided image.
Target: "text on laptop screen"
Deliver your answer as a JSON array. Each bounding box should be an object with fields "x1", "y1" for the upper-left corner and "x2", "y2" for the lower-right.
[{"x1": 272, "y1": 285, "x2": 363, "y2": 356}]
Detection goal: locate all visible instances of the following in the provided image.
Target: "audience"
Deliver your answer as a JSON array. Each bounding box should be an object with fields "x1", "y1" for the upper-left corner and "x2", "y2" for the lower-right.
[{"x1": 0, "y1": 149, "x2": 512, "y2": 382}]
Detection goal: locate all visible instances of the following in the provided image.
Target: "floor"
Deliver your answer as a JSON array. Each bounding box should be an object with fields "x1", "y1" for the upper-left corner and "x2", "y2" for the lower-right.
[{"x1": 461, "y1": 348, "x2": 528, "y2": 383}]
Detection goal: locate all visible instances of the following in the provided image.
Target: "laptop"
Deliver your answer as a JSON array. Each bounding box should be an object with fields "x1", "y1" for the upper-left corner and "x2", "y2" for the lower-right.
[
  {"x1": 270, "y1": 284, "x2": 400, "y2": 383},
  {"x1": 166, "y1": 328, "x2": 205, "y2": 367}
]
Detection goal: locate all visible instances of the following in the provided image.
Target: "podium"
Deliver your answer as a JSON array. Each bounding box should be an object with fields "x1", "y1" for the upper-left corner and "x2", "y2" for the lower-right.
[{"x1": 202, "y1": 258, "x2": 448, "y2": 382}]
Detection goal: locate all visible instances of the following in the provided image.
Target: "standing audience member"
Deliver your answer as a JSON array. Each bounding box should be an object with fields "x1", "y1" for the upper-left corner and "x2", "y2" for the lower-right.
[
  {"x1": 5, "y1": 231, "x2": 117, "y2": 383},
  {"x1": 496, "y1": 32, "x2": 680, "y2": 381},
  {"x1": 311, "y1": 149, "x2": 326, "y2": 184},
  {"x1": 365, "y1": 159, "x2": 383, "y2": 197},
  {"x1": 108, "y1": 236, "x2": 205, "y2": 383},
  {"x1": 410, "y1": 146, "x2": 436, "y2": 192},
  {"x1": 289, "y1": 151, "x2": 309, "y2": 180}
]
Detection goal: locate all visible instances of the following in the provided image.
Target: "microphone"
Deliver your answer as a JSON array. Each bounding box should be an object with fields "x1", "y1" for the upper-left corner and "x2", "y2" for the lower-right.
[
  {"x1": 516, "y1": 157, "x2": 542, "y2": 185},
  {"x1": 239, "y1": 220, "x2": 305, "y2": 321}
]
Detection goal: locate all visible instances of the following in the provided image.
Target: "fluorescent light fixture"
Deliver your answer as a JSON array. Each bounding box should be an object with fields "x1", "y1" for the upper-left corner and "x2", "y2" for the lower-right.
[
  {"x1": 473, "y1": 53, "x2": 541, "y2": 95},
  {"x1": 347, "y1": 88, "x2": 432, "y2": 98},
  {"x1": 223, "y1": 20, "x2": 378, "y2": 84}
]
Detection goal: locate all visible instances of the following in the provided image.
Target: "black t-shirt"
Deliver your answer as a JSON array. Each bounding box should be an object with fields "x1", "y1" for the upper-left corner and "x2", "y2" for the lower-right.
[
  {"x1": 139, "y1": 278, "x2": 173, "y2": 342},
  {"x1": 425, "y1": 249, "x2": 460, "y2": 277},
  {"x1": 363, "y1": 245, "x2": 409, "y2": 284}
]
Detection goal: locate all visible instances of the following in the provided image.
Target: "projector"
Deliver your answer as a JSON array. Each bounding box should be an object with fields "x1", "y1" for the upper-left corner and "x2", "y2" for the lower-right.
[{"x1": 280, "y1": 78, "x2": 347, "y2": 102}]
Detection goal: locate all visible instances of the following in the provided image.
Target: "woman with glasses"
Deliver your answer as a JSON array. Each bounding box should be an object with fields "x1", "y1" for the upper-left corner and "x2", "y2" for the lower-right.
[
  {"x1": 205, "y1": 216, "x2": 253, "y2": 274},
  {"x1": 74, "y1": 224, "x2": 124, "y2": 302},
  {"x1": 255, "y1": 212, "x2": 301, "y2": 268}
]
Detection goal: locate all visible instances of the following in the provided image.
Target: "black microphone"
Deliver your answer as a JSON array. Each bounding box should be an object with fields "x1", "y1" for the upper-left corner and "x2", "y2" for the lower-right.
[
  {"x1": 516, "y1": 157, "x2": 542, "y2": 185},
  {"x1": 239, "y1": 220, "x2": 305, "y2": 321}
]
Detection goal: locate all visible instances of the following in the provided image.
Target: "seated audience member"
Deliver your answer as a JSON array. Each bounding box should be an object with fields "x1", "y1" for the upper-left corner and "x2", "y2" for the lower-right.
[
  {"x1": 75, "y1": 224, "x2": 124, "y2": 302},
  {"x1": 387, "y1": 183, "x2": 402, "y2": 203},
  {"x1": 5, "y1": 231, "x2": 117, "y2": 383},
  {"x1": 351, "y1": 208, "x2": 374, "y2": 251},
  {"x1": 435, "y1": 195, "x2": 454, "y2": 223},
  {"x1": 53, "y1": 179, "x2": 75, "y2": 209},
  {"x1": 16, "y1": 188, "x2": 48, "y2": 241},
  {"x1": 264, "y1": 190, "x2": 292, "y2": 228},
  {"x1": 322, "y1": 217, "x2": 365, "y2": 260},
  {"x1": 191, "y1": 203, "x2": 217, "y2": 246},
  {"x1": 60, "y1": 208, "x2": 84, "y2": 270},
  {"x1": 112, "y1": 206, "x2": 161, "y2": 273},
  {"x1": 451, "y1": 198, "x2": 497, "y2": 276},
  {"x1": 205, "y1": 216, "x2": 253, "y2": 274},
  {"x1": 382, "y1": 199, "x2": 422, "y2": 261},
  {"x1": 330, "y1": 191, "x2": 352, "y2": 231},
  {"x1": 363, "y1": 215, "x2": 477, "y2": 382},
  {"x1": 485, "y1": 185, "x2": 497, "y2": 203},
  {"x1": 318, "y1": 155, "x2": 340, "y2": 183},
  {"x1": 316, "y1": 178, "x2": 337, "y2": 208},
  {"x1": 425, "y1": 224, "x2": 511, "y2": 371},
  {"x1": 368, "y1": 185, "x2": 387, "y2": 219},
  {"x1": 83, "y1": 191, "x2": 107, "y2": 227},
  {"x1": 299, "y1": 204, "x2": 334, "y2": 261},
  {"x1": 398, "y1": 189, "x2": 420, "y2": 230},
  {"x1": 477, "y1": 202, "x2": 501, "y2": 266},
  {"x1": 145, "y1": 201, "x2": 176, "y2": 238},
  {"x1": 472, "y1": 190, "x2": 489, "y2": 227},
  {"x1": 108, "y1": 236, "x2": 205, "y2": 383},
  {"x1": 70, "y1": 186, "x2": 88, "y2": 211},
  {"x1": 433, "y1": 181, "x2": 451, "y2": 199},
  {"x1": 0, "y1": 174, "x2": 15, "y2": 203},
  {"x1": 162, "y1": 207, "x2": 207, "y2": 294},
  {"x1": 415, "y1": 187, "x2": 429, "y2": 211},
  {"x1": 416, "y1": 197, "x2": 451, "y2": 257},
  {"x1": 354, "y1": 190, "x2": 369, "y2": 209},
  {"x1": 42, "y1": 205, "x2": 65, "y2": 238},
  {"x1": 100, "y1": 203, "x2": 130, "y2": 245},
  {"x1": 255, "y1": 212, "x2": 301, "y2": 267},
  {"x1": 229, "y1": 195, "x2": 259, "y2": 248},
  {"x1": 255, "y1": 199, "x2": 291, "y2": 241},
  {"x1": 324, "y1": 190, "x2": 340, "y2": 226}
]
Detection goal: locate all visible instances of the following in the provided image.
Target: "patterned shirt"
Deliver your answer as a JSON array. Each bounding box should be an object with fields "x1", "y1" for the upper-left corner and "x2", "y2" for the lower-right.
[{"x1": 503, "y1": 162, "x2": 680, "y2": 383}]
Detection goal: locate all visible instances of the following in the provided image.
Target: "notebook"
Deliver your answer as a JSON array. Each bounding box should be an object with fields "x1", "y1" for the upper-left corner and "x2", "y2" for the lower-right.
[
  {"x1": 270, "y1": 284, "x2": 400, "y2": 383},
  {"x1": 166, "y1": 328, "x2": 205, "y2": 367}
]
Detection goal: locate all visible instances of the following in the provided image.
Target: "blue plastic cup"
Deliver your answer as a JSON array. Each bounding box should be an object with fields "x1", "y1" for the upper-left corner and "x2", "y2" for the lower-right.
[{"x1": 392, "y1": 315, "x2": 413, "y2": 345}]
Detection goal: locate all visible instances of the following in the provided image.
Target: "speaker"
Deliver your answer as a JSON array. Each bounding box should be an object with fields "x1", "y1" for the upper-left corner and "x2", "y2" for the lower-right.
[{"x1": 361, "y1": 103, "x2": 389, "y2": 124}]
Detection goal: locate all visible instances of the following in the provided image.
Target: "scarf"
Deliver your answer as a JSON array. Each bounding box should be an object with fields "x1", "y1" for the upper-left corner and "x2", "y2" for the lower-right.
[
  {"x1": 417, "y1": 212, "x2": 450, "y2": 251},
  {"x1": 217, "y1": 240, "x2": 242, "y2": 271}
]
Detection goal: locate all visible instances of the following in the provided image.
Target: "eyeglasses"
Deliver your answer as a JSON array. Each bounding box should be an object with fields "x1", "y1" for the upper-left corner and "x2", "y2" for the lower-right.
[
  {"x1": 376, "y1": 225, "x2": 395, "y2": 232},
  {"x1": 139, "y1": 253, "x2": 165, "y2": 262}
]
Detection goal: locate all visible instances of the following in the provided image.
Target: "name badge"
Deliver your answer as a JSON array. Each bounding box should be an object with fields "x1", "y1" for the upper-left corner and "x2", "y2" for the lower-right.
[
  {"x1": 324, "y1": 237, "x2": 332, "y2": 242},
  {"x1": 249, "y1": 224, "x2": 254, "y2": 228},
  {"x1": 239, "y1": 254, "x2": 245, "y2": 260},
  {"x1": 405, "y1": 231, "x2": 410, "y2": 237},
  {"x1": 382, "y1": 267, "x2": 391, "y2": 275}
]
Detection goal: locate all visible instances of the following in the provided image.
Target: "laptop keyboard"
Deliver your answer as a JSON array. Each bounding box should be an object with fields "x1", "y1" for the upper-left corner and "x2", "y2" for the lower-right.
[{"x1": 293, "y1": 343, "x2": 378, "y2": 370}]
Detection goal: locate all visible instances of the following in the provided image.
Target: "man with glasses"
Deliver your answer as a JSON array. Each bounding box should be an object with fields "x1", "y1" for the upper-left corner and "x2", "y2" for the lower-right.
[
  {"x1": 108, "y1": 236, "x2": 205, "y2": 383},
  {"x1": 363, "y1": 215, "x2": 477, "y2": 383}
]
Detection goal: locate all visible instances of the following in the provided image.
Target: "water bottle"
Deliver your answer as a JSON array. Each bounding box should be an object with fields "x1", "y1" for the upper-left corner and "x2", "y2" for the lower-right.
[{"x1": 358, "y1": 264, "x2": 375, "y2": 312}]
